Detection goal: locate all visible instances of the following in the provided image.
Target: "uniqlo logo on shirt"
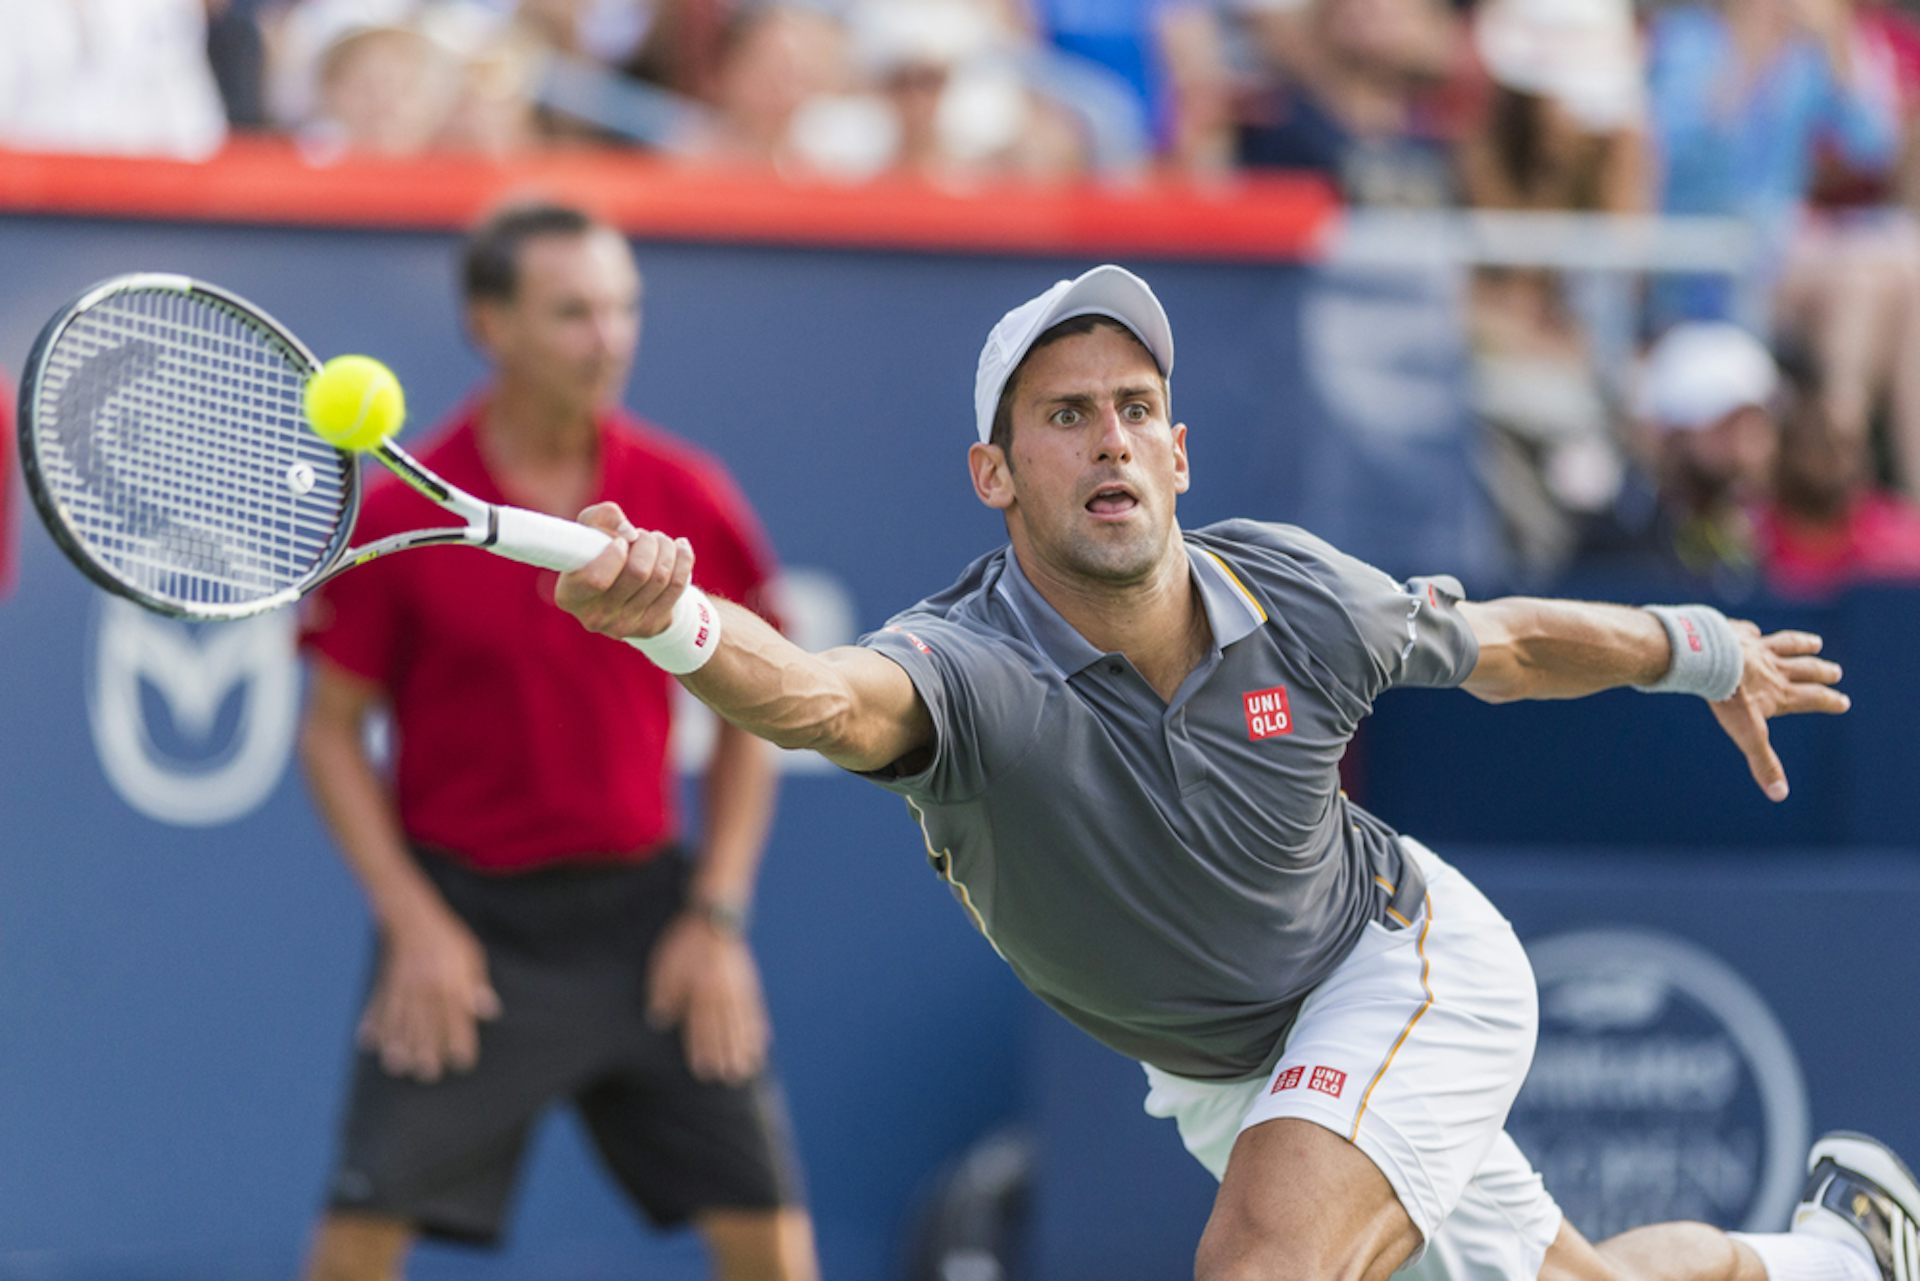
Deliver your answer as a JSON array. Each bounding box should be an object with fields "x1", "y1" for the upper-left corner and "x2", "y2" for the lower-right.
[
  {"x1": 1308, "y1": 1066, "x2": 1347, "y2": 1097},
  {"x1": 885, "y1": 626, "x2": 931, "y2": 655},
  {"x1": 1270, "y1": 1065, "x2": 1304, "y2": 1094},
  {"x1": 1243, "y1": 686, "x2": 1294, "y2": 740}
]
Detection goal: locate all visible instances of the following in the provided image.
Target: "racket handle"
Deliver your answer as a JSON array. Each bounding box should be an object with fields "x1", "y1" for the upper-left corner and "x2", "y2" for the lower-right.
[{"x1": 490, "y1": 506, "x2": 617, "y2": 571}]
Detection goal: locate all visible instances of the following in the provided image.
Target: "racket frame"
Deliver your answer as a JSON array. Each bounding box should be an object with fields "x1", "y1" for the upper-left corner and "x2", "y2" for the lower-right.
[
  {"x1": 18, "y1": 273, "x2": 360, "y2": 620},
  {"x1": 18, "y1": 273, "x2": 613, "y2": 622}
]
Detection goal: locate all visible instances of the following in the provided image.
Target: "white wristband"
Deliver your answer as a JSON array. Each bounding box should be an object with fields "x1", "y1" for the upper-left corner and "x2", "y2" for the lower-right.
[
  {"x1": 1634, "y1": 603, "x2": 1743, "y2": 701},
  {"x1": 624, "y1": 586, "x2": 723, "y2": 674}
]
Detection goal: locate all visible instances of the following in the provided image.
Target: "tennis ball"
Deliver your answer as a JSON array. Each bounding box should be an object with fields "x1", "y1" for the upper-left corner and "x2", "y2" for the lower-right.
[{"x1": 304, "y1": 355, "x2": 405, "y2": 453}]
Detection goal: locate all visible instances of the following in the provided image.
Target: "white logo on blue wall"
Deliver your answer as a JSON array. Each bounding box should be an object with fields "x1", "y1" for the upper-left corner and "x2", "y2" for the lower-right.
[
  {"x1": 86, "y1": 597, "x2": 297, "y2": 827},
  {"x1": 1510, "y1": 929, "x2": 1809, "y2": 1238}
]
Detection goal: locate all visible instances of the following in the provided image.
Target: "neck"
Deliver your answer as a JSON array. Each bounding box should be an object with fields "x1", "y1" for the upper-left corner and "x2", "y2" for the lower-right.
[
  {"x1": 1013, "y1": 529, "x2": 1212, "y2": 701},
  {"x1": 479, "y1": 383, "x2": 601, "y2": 465}
]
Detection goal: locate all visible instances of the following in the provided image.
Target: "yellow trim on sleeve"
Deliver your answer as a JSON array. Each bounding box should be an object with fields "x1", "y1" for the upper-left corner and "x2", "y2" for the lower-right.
[
  {"x1": 1199, "y1": 549, "x2": 1268, "y2": 623},
  {"x1": 1350, "y1": 892, "x2": 1434, "y2": 1141},
  {"x1": 1372, "y1": 874, "x2": 1397, "y2": 894}
]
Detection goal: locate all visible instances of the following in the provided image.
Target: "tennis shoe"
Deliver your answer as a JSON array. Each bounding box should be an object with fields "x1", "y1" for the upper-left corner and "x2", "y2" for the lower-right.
[{"x1": 1793, "y1": 1131, "x2": 1920, "y2": 1281}]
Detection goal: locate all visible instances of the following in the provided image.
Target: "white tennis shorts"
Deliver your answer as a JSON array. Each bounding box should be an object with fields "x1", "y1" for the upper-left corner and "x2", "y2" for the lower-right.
[{"x1": 1142, "y1": 838, "x2": 1564, "y2": 1280}]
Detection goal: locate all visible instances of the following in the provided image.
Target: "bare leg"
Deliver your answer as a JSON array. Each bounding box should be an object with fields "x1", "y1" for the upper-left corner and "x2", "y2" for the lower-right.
[
  {"x1": 1194, "y1": 1118, "x2": 1423, "y2": 1281},
  {"x1": 301, "y1": 1213, "x2": 413, "y2": 1281},
  {"x1": 697, "y1": 1206, "x2": 821, "y2": 1281},
  {"x1": 1539, "y1": 1217, "x2": 1765, "y2": 1281}
]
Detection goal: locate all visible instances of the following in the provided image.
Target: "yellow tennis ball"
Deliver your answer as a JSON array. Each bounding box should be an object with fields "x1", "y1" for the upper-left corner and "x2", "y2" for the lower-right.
[{"x1": 304, "y1": 355, "x2": 405, "y2": 453}]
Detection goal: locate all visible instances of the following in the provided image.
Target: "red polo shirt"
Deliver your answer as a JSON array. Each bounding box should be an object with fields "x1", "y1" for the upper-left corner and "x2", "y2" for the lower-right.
[{"x1": 299, "y1": 402, "x2": 780, "y2": 872}]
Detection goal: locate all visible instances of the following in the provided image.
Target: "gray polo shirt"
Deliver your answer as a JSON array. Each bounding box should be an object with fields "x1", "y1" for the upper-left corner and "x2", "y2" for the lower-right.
[{"x1": 857, "y1": 519, "x2": 1479, "y2": 1081}]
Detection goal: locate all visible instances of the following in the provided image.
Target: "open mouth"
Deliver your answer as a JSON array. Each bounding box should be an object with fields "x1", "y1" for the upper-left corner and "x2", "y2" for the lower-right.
[{"x1": 1085, "y1": 485, "x2": 1139, "y2": 516}]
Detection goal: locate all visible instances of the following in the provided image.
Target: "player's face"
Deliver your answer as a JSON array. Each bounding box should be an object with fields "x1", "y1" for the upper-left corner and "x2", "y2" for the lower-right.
[
  {"x1": 980, "y1": 326, "x2": 1188, "y2": 585},
  {"x1": 479, "y1": 228, "x2": 641, "y2": 418}
]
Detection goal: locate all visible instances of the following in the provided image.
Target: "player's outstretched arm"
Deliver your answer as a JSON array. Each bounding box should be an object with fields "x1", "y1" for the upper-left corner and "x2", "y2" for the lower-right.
[
  {"x1": 555, "y1": 502, "x2": 934, "y2": 775},
  {"x1": 1457, "y1": 597, "x2": 1850, "y2": 800}
]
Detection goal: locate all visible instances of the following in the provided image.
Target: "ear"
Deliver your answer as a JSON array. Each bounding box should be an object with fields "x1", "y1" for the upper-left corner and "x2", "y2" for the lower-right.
[
  {"x1": 1171, "y1": 421, "x2": 1191, "y2": 495},
  {"x1": 969, "y1": 441, "x2": 1015, "y2": 510},
  {"x1": 465, "y1": 301, "x2": 505, "y2": 360}
]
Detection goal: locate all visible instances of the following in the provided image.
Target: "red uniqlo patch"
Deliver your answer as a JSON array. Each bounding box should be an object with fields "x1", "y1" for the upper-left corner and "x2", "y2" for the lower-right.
[
  {"x1": 1270, "y1": 1065, "x2": 1304, "y2": 1094},
  {"x1": 1680, "y1": 616, "x2": 1703, "y2": 653},
  {"x1": 1308, "y1": 1066, "x2": 1347, "y2": 1097},
  {"x1": 1243, "y1": 686, "x2": 1294, "y2": 740}
]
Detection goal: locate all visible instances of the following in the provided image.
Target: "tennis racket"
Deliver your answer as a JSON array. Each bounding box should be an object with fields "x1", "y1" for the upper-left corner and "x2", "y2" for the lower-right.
[{"x1": 17, "y1": 273, "x2": 616, "y2": 621}]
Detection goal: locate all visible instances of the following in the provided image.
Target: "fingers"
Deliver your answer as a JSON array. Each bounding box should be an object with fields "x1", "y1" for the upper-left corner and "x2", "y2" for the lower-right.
[
  {"x1": 683, "y1": 980, "x2": 770, "y2": 1084},
  {"x1": 647, "y1": 942, "x2": 693, "y2": 1030},
  {"x1": 1776, "y1": 654, "x2": 1842, "y2": 686},
  {"x1": 361, "y1": 972, "x2": 498, "y2": 1083},
  {"x1": 1712, "y1": 698, "x2": 1789, "y2": 802},
  {"x1": 555, "y1": 526, "x2": 698, "y2": 640},
  {"x1": 574, "y1": 501, "x2": 631, "y2": 536},
  {"x1": 1782, "y1": 683, "x2": 1853, "y2": 716},
  {"x1": 1763, "y1": 629, "x2": 1825, "y2": 657}
]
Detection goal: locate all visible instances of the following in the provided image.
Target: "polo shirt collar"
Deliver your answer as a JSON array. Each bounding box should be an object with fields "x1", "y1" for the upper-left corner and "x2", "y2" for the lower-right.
[{"x1": 993, "y1": 536, "x2": 1268, "y2": 678}]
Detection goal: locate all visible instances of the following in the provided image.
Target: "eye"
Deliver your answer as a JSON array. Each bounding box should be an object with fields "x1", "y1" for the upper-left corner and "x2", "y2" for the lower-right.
[
  {"x1": 1052, "y1": 407, "x2": 1083, "y2": 427},
  {"x1": 1122, "y1": 402, "x2": 1150, "y2": 423}
]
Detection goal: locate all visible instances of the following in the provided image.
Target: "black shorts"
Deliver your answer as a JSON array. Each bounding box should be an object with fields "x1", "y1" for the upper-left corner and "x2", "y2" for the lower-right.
[{"x1": 324, "y1": 848, "x2": 806, "y2": 1244}]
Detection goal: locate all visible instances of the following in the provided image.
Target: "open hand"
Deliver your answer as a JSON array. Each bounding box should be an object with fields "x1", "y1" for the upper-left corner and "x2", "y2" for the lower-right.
[
  {"x1": 646, "y1": 914, "x2": 771, "y2": 1085},
  {"x1": 359, "y1": 903, "x2": 501, "y2": 1083},
  {"x1": 1709, "y1": 623, "x2": 1850, "y2": 802}
]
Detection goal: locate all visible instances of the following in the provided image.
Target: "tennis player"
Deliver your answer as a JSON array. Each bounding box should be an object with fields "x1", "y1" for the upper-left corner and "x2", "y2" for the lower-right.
[
  {"x1": 556, "y1": 265, "x2": 1914, "y2": 1281},
  {"x1": 298, "y1": 203, "x2": 816, "y2": 1280}
]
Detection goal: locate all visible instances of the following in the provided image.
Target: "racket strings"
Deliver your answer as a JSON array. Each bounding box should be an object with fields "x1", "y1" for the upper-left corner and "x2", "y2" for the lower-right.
[{"x1": 30, "y1": 288, "x2": 353, "y2": 612}]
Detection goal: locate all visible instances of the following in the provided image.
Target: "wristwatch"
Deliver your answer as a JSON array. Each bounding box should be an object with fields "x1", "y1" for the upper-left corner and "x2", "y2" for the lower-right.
[{"x1": 686, "y1": 894, "x2": 750, "y2": 936}]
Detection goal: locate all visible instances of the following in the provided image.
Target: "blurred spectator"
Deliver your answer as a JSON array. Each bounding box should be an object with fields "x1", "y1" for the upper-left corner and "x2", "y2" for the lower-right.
[
  {"x1": 1458, "y1": 0, "x2": 1648, "y2": 213},
  {"x1": 0, "y1": 0, "x2": 228, "y2": 158},
  {"x1": 1030, "y1": 0, "x2": 1163, "y2": 124},
  {"x1": 208, "y1": 0, "x2": 273, "y2": 129},
  {"x1": 308, "y1": 20, "x2": 465, "y2": 156},
  {"x1": 1774, "y1": 0, "x2": 1920, "y2": 495},
  {"x1": 1578, "y1": 322, "x2": 1781, "y2": 594},
  {"x1": 626, "y1": 0, "x2": 740, "y2": 99},
  {"x1": 1756, "y1": 347, "x2": 1920, "y2": 594},
  {"x1": 1457, "y1": 0, "x2": 1650, "y2": 578},
  {"x1": 1646, "y1": 0, "x2": 1900, "y2": 326},
  {"x1": 848, "y1": 0, "x2": 1091, "y2": 183},
  {"x1": 1235, "y1": 0, "x2": 1469, "y2": 206},
  {"x1": 676, "y1": 5, "x2": 868, "y2": 172},
  {"x1": 269, "y1": 2, "x2": 550, "y2": 158}
]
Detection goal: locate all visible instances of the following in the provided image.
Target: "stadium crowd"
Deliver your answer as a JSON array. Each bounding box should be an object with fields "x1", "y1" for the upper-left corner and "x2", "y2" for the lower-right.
[{"x1": 10, "y1": 0, "x2": 1920, "y2": 597}]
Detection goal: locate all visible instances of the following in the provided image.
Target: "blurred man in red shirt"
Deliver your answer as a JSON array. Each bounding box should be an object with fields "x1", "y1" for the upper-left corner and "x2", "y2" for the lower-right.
[{"x1": 297, "y1": 202, "x2": 816, "y2": 1281}]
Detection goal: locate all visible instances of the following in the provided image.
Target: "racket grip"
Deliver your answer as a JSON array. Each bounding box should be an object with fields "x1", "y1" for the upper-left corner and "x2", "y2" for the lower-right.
[{"x1": 490, "y1": 506, "x2": 617, "y2": 571}]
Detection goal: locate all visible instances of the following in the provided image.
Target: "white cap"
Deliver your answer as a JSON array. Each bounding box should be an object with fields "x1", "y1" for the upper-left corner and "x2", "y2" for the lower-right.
[
  {"x1": 1638, "y1": 322, "x2": 1779, "y2": 432},
  {"x1": 1475, "y1": 0, "x2": 1644, "y2": 131},
  {"x1": 973, "y1": 264, "x2": 1174, "y2": 444}
]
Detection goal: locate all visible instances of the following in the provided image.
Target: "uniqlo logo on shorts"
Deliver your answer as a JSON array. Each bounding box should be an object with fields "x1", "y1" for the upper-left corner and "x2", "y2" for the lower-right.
[
  {"x1": 1308, "y1": 1066, "x2": 1348, "y2": 1097},
  {"x1": 1243, "y1": 686, "x2": 1294, "y2": 740},
  {"x1": 1269, "y1": 1065, "x2": 1304, "y2": 1094}
]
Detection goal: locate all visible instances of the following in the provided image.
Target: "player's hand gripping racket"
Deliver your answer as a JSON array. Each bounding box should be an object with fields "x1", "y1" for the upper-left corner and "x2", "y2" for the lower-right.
[{"x1": 17, "y1": 273, "x2": 617, "y2": 620}]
